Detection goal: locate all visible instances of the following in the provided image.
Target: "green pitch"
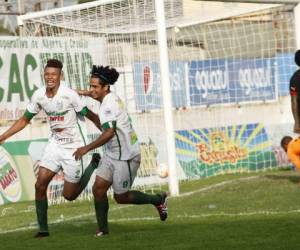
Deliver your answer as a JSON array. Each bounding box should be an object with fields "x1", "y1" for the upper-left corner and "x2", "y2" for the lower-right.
[{"x1": 1, "y1": 168, "x2": 300, "y2": 250}]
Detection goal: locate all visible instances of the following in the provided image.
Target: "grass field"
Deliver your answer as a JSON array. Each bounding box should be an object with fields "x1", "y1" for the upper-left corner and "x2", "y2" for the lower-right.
[{"x1": 1, "y1": 168, "x2": 300, "y2": 249}]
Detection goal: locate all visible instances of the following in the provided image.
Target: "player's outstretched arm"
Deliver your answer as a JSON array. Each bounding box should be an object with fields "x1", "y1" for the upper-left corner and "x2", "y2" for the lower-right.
[
  {"x1": 73, "y1": 128, "x2": 114, "y2": 160},
  {"x1": 0, "y1": 116, "x2": 30, "y2": 144}
]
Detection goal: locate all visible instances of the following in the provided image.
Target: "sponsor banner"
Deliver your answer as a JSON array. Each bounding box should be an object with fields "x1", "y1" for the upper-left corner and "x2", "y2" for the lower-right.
[
  {"x1": 133, "y1": 61, "x2": 186, "y2": 111},
  {"x1": 0, "y1": 147, "x2": 22, "y2": 203},
  {"x1": 189, "y1": 58, "x2": 276, "y2": 106},
  {"x1": 230, "y1": 58, "x2": 276, "y2": 102},
  {"x1": 175, "y1": 123, "x2": 277, "y2": 178},
  {"x1": 134, "y1": 58, "x2": 277, "y2": 110},
  {"x1": 275, "y1": 53, "x2": 297, "y2": 97},
  {"x1": 0, "y1": 36, "x2": 106, "y2": 120},
  {"x1": 189, "y1": 59, "x2": 231, "y2": 105},
  {"x1": 0, "y1": 140, "x2": 44, "y2": 205}
]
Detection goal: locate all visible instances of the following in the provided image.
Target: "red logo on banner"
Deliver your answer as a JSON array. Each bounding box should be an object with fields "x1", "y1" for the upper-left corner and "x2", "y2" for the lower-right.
[{"x1": 143, "y1": 66, "x2": 152, "y2": 95}]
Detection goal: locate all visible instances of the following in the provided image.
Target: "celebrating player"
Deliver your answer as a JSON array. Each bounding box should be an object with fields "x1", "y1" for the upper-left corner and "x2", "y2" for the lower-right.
[
  {"x1": 290, "y1": 50, "x2": 300, "y2": 133},
  {"x1": 73, "y1": 65, "x2": 168, "y2": 237},
  {"x1": 0, "y1": 59, "x2": 101, "y2": 238}
]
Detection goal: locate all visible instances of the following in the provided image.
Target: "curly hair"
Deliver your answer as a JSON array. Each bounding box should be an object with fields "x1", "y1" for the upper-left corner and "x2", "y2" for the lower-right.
[{"x1": 90, "y1": 65, "x2": 119, "y2": 85}]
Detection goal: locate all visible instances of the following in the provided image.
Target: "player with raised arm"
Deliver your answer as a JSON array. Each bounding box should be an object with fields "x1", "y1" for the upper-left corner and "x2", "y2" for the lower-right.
[
  {"x1": 0, "y1": 59, "x2": 101, "y2": 238},
  {"x1": 73, "y1": 65, "x2": 168, "y2": 237}
]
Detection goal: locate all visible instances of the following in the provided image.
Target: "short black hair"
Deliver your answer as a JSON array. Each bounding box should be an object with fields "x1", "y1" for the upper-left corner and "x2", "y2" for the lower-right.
[
  {"x1": 295, "y1": 50, "x2": 300, "y2": 67},
  {"x1": 280, "y1": 136, "x2": 292, "y2": 148},
  {"x1": 90, "y1": 65, "x2": 119, "y2": 85},
  {"x1": 45, "y1": 59, "x2": 63, "y2": 69}
]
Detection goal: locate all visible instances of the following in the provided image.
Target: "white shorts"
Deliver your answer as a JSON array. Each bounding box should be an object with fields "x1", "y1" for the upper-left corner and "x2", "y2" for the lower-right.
[
  {"x1": 96, "y1": 154, "x2": 141, "y2": 194},
  {"x1": 40, "y1": 142, "x2": 85, "y2": 183}
]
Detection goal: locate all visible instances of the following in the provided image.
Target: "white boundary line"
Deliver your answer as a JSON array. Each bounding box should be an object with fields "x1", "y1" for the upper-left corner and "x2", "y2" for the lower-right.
[
  {"x1": 0, "y1": 175, "x2": 273, "y2": 235},
  {"x1": 4, "y1": 209, "x2": 300, "y2": 234},
  {"x1": 109, "y1": 209, "x2": 300, "y2": 221},
  {"x1": 178, "y1": 176, "x2": 260, "y2": 197}
]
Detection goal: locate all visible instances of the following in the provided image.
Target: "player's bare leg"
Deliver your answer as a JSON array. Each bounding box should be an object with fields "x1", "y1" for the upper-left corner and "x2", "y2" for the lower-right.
[
  {"x1": 62, "y1": 181, "x2": 84, "y2": 201},
  {"x1": 34, "y1": 166, "x2": 56, "y2": 238}
]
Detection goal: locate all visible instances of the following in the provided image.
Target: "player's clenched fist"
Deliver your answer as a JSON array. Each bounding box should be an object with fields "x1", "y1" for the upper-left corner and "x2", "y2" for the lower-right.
[{"x1": 73, "y1": 146, "x2": 89, "y2": 160}]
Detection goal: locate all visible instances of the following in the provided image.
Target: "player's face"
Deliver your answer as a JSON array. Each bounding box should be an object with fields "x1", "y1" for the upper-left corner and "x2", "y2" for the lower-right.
[
  {"x1": 44, "y1": 67, "x2": 61, "y2": 89},
  {"x1": 281, "y1": 139, "x2": 290, "y2": 153},
  {"x1": 89, "y1": 77, "x2": 108, "y2": 101},
  {"x1": 282, "y1": 143, "x2": 288, "y2": 152}
]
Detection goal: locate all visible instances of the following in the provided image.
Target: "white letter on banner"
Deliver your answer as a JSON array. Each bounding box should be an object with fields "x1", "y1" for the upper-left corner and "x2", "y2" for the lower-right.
[
  {"x1": 210, "y1": 70, "x2": 226, "y2": 90},
  {"x1": 195, "y1": 70, "x2": 208, "y2": 98},
  {"x1": 170, "y1": 69, "x2": 181, "y2": 91},
  {"x1": 239, "y1": 63, "x2": 271, "y2": 96},
  {"x1": 239, "y1": 69, "x2": 251, "y2": 96},
  {"x1": 196, "y1": 69, "x2": 228, "y2": 98}
]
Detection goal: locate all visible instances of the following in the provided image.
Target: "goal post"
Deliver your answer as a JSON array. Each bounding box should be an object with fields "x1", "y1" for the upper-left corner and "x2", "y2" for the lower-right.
[
  {"x1": 294, "y1": 3, "x2": 300, "y2": 49},
  {"x1": 155, "y1": 0, "x2": 179, "y2": 196},
  {"x1": 17, "y1": 0, "x2": 300, "y2": 201}
]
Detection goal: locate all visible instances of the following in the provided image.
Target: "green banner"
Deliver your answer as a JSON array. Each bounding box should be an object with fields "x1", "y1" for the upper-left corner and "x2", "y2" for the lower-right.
[{"x1": 0, "y1": 36, "x2": 106, "y2": 120}]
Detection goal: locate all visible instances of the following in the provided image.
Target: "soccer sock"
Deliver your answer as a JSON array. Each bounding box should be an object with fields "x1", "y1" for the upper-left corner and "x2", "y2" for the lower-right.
[
  {"x1": 35, "y1": 199, "x2": 48, "y2": 232},
  {"x1": 94, "y1": 198, "x2": 109, "y2": 233},
  {"x1": 79, "y1": 158, "x2": 98, "y2": 190},
  {"x1": 129, "y1": 190, "x2": 162, "y2": 206}
]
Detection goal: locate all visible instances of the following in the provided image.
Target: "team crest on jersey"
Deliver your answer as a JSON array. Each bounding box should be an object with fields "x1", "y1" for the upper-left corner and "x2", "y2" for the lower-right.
[{"x1": 117, "y1": 98, "x2": 125, "y2": 109}]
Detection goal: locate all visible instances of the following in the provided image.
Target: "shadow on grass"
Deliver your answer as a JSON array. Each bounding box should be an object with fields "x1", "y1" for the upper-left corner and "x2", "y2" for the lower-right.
[{"x1": 264, "y1": 173, "x2": 300, "y2": 185}]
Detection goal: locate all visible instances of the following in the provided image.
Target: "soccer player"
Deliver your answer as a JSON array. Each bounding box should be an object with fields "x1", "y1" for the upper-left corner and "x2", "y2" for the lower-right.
[
  {"x1": 73, "y1": 65, "x2": 168, "y2": 237},
  {"x1": 281, "y1": 135, "x2": 300, "y2": 170},
  {"x1": 290, "y1": 50, "x2": 300, "y2": 133},
  {"x1": 0, "y1": 59, "x2": 101, "y2": 238}
]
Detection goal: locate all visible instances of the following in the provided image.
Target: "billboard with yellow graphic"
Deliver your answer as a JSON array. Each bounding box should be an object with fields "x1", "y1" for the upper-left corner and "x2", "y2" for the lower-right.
[{"x1": 175, "y1": 123, "x2": 277, "y2": 178}]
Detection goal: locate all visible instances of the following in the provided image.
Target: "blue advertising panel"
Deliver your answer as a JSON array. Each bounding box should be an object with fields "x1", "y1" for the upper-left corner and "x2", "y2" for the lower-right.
[
  {"x1": 229, "y1": 58, "x2": 276, "y2": 102},
  {"x1": 188, "y1": 58, "x2": 276, "y2": 106},
  {"x1": 170, "y1": 61, "x2": 187, "y2": 108},
  {"x1": 189, "y1": 60, "x2": 231, "y2": 106},
  {"x1": 134, "y1": 62, "x2": 161, "y2": 111},
  {"x1": 135, "y1": 58, "x2": 277, "y2": 111},
  {"x1": 134, "y1": 62, "x2": 186, "y2": 111},
  {"x1": 275, "y1": 53, "x2": 297, "y2": 96}
]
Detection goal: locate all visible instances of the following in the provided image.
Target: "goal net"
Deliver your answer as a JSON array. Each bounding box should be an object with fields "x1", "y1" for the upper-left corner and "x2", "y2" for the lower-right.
[{"x1": 17, "y1": 0, "x2": 298, "y2": 202}]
